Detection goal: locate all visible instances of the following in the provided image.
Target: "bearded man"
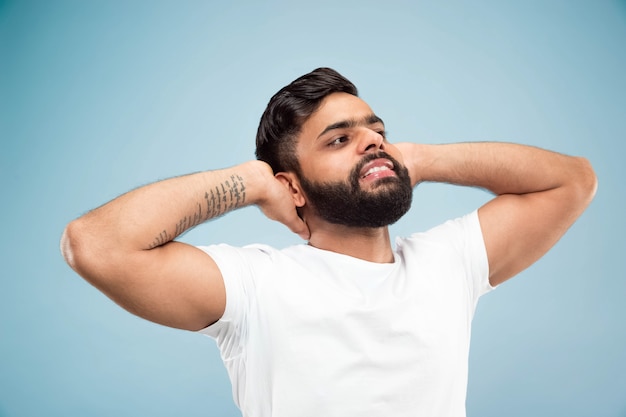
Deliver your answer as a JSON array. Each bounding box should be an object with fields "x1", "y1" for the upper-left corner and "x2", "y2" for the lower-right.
[{"x1": 61, "y1": 67, "x2": 597, "y2": 417}]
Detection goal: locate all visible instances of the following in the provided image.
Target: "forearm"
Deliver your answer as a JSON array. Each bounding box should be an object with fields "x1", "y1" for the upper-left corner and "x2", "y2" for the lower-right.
[
  {"x1": 62, "y1": 160, "x2": 270, "y2": 263},
  {"x1": 403, "y1": 142, "x2": 595, "y2": 196}
]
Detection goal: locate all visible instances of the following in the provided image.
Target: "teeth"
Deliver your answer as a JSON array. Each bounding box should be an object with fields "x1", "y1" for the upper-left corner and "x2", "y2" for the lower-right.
[{"x1": 363, "y1": 165, "x2": 390, "y2": 177}]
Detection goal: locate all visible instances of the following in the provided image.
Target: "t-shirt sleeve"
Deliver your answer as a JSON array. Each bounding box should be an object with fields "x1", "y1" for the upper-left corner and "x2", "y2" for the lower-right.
[
  {"x1": 461, "y1": 210, "x2": 494, "y2": 301},
  {"x1": 193, "y1": 244, "x2": 266, "y2": 360}
]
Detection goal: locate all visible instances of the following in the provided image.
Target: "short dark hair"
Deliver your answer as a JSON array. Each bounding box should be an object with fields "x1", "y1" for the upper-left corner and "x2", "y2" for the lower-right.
[{"x1": 255, "y1": 67, "x2": 358, "y2": 173}]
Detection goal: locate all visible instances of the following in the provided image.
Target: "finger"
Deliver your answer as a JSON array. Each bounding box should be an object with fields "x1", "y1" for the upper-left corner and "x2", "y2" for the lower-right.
[{"x1": 285, "y1": 214, "x2": 310, "y2": 240}]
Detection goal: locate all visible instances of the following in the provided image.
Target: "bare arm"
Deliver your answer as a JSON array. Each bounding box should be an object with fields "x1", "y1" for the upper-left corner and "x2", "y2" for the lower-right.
[
  {"x1": 60, "y1": 160, "x2": 309, "y2": 331},
  {"x1": 397, "y1": 142, "x2": 597, "y2": 286}
]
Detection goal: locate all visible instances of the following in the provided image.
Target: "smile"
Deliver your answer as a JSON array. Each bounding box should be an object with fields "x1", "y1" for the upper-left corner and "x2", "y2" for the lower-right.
[{"x1": 360, "y1": 158, "x2": 395, "y2": 180}]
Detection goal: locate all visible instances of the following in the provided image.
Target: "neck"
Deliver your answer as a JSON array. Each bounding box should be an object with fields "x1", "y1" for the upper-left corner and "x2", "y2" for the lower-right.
[{"x1": 306, "y1": 220, "x2": 394, "y2": 263}]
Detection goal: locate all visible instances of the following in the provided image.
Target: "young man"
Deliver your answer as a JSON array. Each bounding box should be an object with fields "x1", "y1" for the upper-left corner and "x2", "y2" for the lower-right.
[{"x1": 61, "y1": 68, "x2": 597, "y2": 416}]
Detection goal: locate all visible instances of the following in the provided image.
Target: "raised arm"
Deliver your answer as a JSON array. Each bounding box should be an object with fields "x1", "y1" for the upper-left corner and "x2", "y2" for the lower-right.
[
  {"x1": 397, "y1": 142, "x2": 597, "y2": 287},
  {"x1": 60, "y1": 160, "x2": 308, "y2": 331}
]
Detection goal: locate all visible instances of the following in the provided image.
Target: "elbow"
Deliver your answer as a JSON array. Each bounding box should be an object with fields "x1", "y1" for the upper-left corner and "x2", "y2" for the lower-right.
[
  {"x1": 60, "y1": 219, "x2": 85, "y2": 273},
  {"x1": 574, "y1": 157, "x2": 598, "y2": 206},
  {"x1": 60, "y1": 218, "x2": 101, "y2": 278}
]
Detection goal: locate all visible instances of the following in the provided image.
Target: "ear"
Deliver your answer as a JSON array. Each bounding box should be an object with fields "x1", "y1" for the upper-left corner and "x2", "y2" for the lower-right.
[{"x1": 275, "y1": 172, "x2": 306, "y2": 208}]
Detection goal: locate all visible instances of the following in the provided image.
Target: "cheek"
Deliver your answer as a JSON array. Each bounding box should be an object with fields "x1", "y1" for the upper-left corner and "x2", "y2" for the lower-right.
[{"x1": 302, "y1": 154, "x2": 356, "y2": 181}]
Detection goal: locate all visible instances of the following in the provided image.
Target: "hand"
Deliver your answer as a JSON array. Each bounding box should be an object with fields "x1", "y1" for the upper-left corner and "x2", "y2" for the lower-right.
[
  {"x1": 250, "y1": 161, "x2": 311, "y2": 240},
  {"x1": 393, "y1": 142, "x2": 423, "y2": 187}
]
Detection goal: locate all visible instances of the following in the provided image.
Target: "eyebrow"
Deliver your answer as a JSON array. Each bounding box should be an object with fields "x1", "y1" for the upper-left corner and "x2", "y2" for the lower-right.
[{"x1": 317, "y1": 114, "x2": 385, "y2": 139}]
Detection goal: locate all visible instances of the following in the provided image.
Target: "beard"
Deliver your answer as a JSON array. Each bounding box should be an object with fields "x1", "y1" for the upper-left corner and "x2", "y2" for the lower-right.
[{"x1": 298, "y1": 152, "x2": 413, "y2": 228}]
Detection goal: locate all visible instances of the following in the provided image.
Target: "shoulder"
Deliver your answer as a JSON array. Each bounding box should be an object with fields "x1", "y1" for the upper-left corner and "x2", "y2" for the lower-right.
[
  {"x1": 398, "y1": 210, "x2": 482, "y2": 249},
  {"x1": 396, "y1": 210, "x2": 492, "y2": 296},
  {"x1": 196, "y1": 242, "x2": 311, "y2": 273},
  {"x1": 395, "y1": 210, "x2": 487, "y2": 274}
]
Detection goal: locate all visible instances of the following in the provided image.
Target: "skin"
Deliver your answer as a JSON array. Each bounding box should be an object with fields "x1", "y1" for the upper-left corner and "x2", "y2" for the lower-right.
[{"x1": 60, "y1": 92, "x2": 597, "y2": 331}]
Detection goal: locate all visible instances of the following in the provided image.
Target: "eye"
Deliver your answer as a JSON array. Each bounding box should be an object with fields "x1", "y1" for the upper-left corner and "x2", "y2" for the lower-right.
[{"x1": 328, "y1": 136, "x2": 348, "y2": 147}]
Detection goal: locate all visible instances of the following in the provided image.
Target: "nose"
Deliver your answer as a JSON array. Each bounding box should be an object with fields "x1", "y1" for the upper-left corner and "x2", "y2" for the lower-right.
[{"x1": 358, "y1": 128, "x2": 385, "y2": 154}]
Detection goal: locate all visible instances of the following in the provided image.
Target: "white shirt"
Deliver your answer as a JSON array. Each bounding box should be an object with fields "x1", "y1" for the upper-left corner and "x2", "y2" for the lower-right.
[{"x1": 199, "y1": 211, "x2": 493, "y2": 417}]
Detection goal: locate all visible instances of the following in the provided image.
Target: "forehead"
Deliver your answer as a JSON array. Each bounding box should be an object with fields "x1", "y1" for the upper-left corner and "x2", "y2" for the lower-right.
[{"x1": 298, "y1": 92, "x2": 377, "y2": 142}]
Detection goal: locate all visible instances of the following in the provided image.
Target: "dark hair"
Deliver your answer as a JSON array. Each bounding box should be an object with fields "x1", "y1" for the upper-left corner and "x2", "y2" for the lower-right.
[{"x1": 255, "y1": 67, "x2": 358, "y2": 173}]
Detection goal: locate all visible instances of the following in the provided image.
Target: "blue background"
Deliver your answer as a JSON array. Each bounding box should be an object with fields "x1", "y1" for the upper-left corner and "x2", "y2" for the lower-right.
[{"x1": 1, "y1": 1, "x2": 625, "y2": 416}]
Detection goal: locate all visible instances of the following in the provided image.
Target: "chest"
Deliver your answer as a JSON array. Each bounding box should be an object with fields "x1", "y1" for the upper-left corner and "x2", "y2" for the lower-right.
[{"x1": 247, "y1": 259, "x2": 473, "y2": 393}]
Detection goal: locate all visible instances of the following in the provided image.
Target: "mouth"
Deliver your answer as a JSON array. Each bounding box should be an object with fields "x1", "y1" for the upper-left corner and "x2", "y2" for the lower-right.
[{"x1": 359, "y1": 158, "x2": 396, "y2": 182}]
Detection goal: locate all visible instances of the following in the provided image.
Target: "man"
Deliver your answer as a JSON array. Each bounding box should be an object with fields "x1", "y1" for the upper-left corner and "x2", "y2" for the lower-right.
[{"x1": 61, "y1": 68, "x2": 597, "y2": 416}]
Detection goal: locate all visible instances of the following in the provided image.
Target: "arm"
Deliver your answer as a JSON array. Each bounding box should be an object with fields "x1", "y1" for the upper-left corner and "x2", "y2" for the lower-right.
[
  {"x1": 397, "y1": 142, "x2": 597, "y2": 287},
  {"x1": 60, "y1": 160, "x2": 309, "y2": 331}
]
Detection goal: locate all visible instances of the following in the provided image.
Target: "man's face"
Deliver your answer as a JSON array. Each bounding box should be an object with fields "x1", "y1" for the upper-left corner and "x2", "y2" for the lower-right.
[{"x1": 295, "y1": 92, "x2": 413, "y2": 228}]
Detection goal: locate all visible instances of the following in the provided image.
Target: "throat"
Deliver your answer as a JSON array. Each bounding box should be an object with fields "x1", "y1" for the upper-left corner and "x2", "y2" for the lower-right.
[{"x1": 307, "y1": 225, "x2": 394, "y2": 263}]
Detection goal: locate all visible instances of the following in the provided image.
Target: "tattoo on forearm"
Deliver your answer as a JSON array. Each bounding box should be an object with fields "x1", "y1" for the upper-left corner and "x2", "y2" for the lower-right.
[
  {"x1": 174, "y1": 202, "x2": 203, "y2": 236},
  {"x1": 150, "y1": 230, "x2": 172, "y2": 249},
  {"x1": 148, "y1": 174, "x2": 246, "y2": 248},
  {"x1": 206, "y1": 175, "x2": 246, "y2": 218}
]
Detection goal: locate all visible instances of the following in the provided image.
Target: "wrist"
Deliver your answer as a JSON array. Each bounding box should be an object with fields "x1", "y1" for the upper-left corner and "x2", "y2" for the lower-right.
[
  {"x1": 239, "y1": 160, "x2": 276, "y2": 205},
  {"x1": 397, "y1": 143, "x2": 435, "y2": 185}
]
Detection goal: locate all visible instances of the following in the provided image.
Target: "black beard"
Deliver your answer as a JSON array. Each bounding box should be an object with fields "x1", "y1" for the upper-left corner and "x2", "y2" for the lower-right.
[{"x1": 298, "y1": 152, "x2": 413, "y2": 228}]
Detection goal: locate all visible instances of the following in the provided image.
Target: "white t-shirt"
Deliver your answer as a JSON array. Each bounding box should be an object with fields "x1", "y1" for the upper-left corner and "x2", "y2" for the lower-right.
[{"x1": 198, "y1": 211, "x2": 493, "y2": 417}]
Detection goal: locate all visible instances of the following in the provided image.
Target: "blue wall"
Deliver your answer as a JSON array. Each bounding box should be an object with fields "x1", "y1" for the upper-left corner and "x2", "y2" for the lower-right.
[{"x1": 1, "y1": 1, "x2": 624, "y2": 416}]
